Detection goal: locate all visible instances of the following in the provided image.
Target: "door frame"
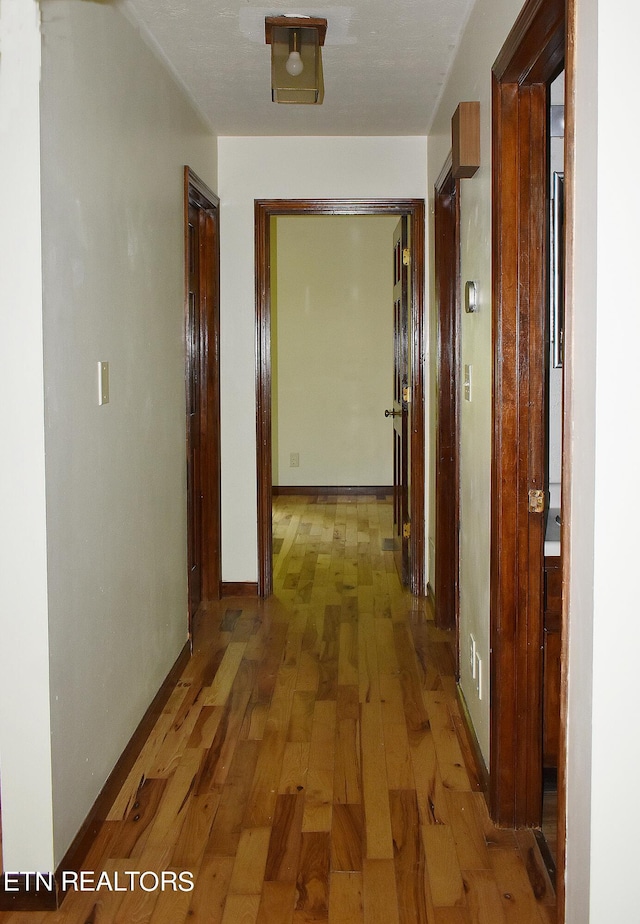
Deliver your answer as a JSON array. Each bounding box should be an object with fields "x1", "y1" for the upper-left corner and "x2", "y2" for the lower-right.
[
  {"x1": 392, "y1": 215, "x2": 411, "y2": 585},
  {"x1": 490, "y1": 0, "x2": 565, "y2": 834},
  {"x1": 184, "y1": 166, "x2": 222, "y2": 632},
  {"x1": 255, "y1": 198, "x2": 426, "y2": 598},
  {"x1": 433, "y1": 157, "x2": 461, "y2": 636}
]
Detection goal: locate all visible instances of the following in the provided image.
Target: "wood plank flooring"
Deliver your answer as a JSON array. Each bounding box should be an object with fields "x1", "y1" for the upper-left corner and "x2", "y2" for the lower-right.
[{"x1": 0, "y1": 494, "x2": 555, "y2": 923}]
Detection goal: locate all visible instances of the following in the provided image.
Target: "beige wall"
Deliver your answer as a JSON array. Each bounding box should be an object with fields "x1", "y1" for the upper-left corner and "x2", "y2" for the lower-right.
[
  {"x1": 41, "y1": 0, "x2": 217, "y2": 863},
  {"x1": 0, "y1": 0, "x2": 216, "y2": 868},
  {"x1": 427, "y1": 0, "x2": 524, "y2": 761},
  {"x1": 272, "y1": 216, "x2": 397, "y2": 488}
]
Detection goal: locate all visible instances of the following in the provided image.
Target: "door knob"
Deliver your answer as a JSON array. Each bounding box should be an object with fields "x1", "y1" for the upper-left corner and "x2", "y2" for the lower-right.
[{"x1": 385, "y1": 409, "x2": 401, "y2": 418}]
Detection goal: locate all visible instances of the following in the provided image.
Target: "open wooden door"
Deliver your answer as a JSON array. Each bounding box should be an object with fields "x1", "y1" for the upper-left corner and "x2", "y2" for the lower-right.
[
  {"x1": 186, "y1": 201, "x2": 205, "y2": 616},
  {"x1": 434, "y1": 163, "x2": 460, "y2": 633},
  {"x1": 490, "y1": 0, "x2": 565, "y2": 833},
  {"x1": 389, "y1": 217, "x2": 411, "y2": 585},
  {"x1": 185, "y1": 167, "x2": 221, "y2": 636}
]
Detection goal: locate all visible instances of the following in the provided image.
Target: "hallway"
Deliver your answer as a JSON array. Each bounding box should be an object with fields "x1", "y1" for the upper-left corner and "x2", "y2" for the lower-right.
[{"x1": 2, "y1": 495, "x2": 555, "y2": 923}]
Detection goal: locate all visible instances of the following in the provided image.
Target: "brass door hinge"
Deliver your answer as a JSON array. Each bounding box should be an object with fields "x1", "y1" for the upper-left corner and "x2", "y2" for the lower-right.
[
  {"x1": 528, "y1": 489, "x2": 545, "y2": 514},
  {"x1": 402, "y1": 247, "x2": 410, "y2": 267},
  {"x1": 403, "y1": 521, "x2": 411, "y2": 539}
]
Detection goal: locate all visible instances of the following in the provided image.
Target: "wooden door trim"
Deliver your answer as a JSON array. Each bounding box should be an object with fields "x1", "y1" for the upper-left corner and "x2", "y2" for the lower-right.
[
  {"x1": 493, "y1": 0, "x2": 564, "y2": 84},
  {"x1": 490, "y1": 0, "x2": 564, "y2": 832},
  {"x1": 255, "y1": 198, "x2": 426, "y2": 598},
  {"x1": 184, "y1": 166, "x2": 221, "y2": 627},
  {"x1": 434, "y1": 161, "x2": 461, "y2": 635}
]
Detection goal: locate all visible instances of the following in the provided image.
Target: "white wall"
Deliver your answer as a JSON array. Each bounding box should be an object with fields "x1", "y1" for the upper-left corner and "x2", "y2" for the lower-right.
[
  {"x1": 40, "y1": 0, "x2": 217, "y2": 863},
  {"x1": 567, "y1": 0, "x2": 640, "y2": 919},
  {"x1": 218, "y1": 137, "x2": 427, "y2": 582},
  {"x1": 427, "y1": 0, "x2": 525, "y2": 760},
  {"x1": 0, "y1": 0, "x2": 55, "y2": 873},
  {"x1": 273, "y1": 215, "x2": 397, "y2": 487},
  {"x1": 563, "y1": 1, "x2": 596, "y2": 917},
  {"x1": 0, "y1": 0, "x2": 217, "y2": 869}
]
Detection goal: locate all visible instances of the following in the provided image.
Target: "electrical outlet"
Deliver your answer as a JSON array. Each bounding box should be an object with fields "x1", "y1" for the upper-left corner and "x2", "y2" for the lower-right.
[
  {"x1": 289, "y1": 452, "x2": 299, "y2": 468},
  {"x1": 469, "y1": 634, "x2": 477, "y2": 679}
]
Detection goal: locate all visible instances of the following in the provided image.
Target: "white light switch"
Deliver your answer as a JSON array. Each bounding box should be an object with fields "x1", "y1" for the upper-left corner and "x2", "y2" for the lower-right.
[
  {"x1": 464, "y1": 364, "x2": 472, "y2": 401},
  {"x1": 98, "y1": 361, "x2": 110, "y2": 405}
]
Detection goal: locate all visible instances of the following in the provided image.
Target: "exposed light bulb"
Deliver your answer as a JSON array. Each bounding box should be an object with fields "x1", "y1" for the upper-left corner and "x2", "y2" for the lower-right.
[{"x1": 285, "y1": 49, "x2": 304, "y2": 76}]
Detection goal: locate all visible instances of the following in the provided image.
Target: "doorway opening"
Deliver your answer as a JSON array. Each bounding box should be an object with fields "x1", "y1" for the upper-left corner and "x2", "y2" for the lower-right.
[
  {"x1": 184, "y1": 167, "x2": 222, "y2": 635},
  {"x1": 255, "y1": 200, "x2": 426, "y2": 599}
]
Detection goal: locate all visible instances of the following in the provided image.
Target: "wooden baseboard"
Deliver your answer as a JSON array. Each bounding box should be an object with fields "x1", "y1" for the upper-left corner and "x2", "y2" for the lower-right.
[
  {"x1": 221, "y1": 582, "x2": 258, "y2": 597},
  {"x1": 533, "y1": 828, "x2": 557, "y2": 890},
  {"x1": 455, "y1": 684, "x2": 490, "y2": 794},
  {"x1": 57, "y1": 640, "x2": 191, "y2": 885},
  {"x1": 426, "y1": 582, "x2": 436, "y2": 611},
  {"x1": 272, "y1": 485, "x2": 392, "y2": 497},
  {"x1": 0, "y1": 640, "x2": 191, "y2": 912},
  {"x1": 0, "y1": 873, "x2": 59, "y2": 912}
]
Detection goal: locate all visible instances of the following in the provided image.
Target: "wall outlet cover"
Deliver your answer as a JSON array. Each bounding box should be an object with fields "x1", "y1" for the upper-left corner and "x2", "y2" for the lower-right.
[{"x1": 98, "y1": 361, "x2": 109, "y2": 405}]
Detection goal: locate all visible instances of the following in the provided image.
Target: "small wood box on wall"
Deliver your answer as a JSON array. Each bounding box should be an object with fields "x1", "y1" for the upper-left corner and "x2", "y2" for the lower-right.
[{"x1": 452, "y1": 102, "x2": 480, "y2": 179}]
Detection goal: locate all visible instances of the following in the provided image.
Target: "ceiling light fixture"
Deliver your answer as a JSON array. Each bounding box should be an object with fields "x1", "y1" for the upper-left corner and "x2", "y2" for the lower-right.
[{"x1": 265, "y1": 15, "x2": 327, "y2": 104}]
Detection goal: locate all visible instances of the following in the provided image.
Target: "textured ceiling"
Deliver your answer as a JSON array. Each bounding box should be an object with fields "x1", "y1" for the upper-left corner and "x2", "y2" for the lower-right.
[{"x1": 121, "y1": 0, "x2": 475, "y2": 136}]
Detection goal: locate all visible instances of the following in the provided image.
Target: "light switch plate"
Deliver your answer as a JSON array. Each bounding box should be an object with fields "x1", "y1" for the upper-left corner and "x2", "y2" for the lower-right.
[{"x1": 98, "y1": 361, "x2": 110, "y2": 405}]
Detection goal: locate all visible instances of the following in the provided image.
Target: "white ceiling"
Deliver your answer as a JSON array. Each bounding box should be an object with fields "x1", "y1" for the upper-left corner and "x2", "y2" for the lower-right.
[{"x1": 121, "y1": 0, "x2": 476, "y2": 136}]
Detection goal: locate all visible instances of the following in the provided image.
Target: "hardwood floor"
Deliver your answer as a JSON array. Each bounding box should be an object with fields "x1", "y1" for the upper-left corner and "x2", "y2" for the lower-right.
[{"x1": 0, "y1": 494, "x2": 555, "y2": 923}]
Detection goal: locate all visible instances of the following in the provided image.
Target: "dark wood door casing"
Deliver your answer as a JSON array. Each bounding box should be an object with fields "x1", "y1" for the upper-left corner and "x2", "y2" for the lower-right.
[
  {"x1": 434, "y1": 161, "x2": 461, "y2": 636},
  {"x1": 186, "y1": 201, "x2": 204, "y2": 616},
  {"x1": 184, "y1": 167, "x2": 221, "y2": 631},
  {"x1": 392, "y1": 217, "x2": 411, "y2": 585},
  {"x1": 490, "y1": 0, "x2": 565, "y2": 831},
  {"x1": 255, "y1": 199, "x2": 426, "y2": 598}
]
